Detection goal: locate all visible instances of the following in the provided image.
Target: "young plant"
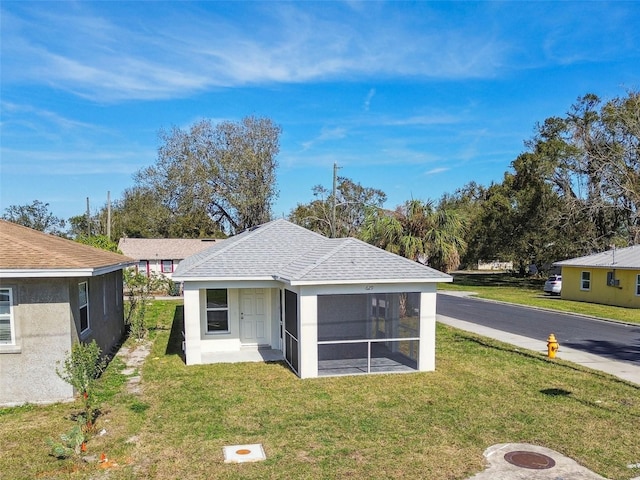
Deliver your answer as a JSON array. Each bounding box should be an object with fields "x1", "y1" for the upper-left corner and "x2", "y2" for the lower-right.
[
  {"x1": 56, "y1": 340, "x2": 106, "y2": 432},
  {"x1": 47, "y1": 418, "x2": 86, "y2": 459}
]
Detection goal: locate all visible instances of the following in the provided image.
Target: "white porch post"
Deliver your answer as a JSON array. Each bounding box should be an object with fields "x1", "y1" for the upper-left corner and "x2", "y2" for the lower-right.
[
  {"x1": 298, "y1": 293, "x2": 318, "y2": 378},
  {"x1": 418, "y1": 289, "x2": 437, "y2": 372},
  {"x1": 183, "y1": 286, "x2": 203, "y2": 365}
]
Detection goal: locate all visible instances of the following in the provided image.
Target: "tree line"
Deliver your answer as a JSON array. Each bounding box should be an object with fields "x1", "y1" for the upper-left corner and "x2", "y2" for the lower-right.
[{"x1": 3, "y1": 91, "x2": 638, "y2": 273}]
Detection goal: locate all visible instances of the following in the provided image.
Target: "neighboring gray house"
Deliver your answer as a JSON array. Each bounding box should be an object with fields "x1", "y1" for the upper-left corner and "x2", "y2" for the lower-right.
[
  {"x1": 173, "y1": 219, "x2": 452, "y2": 378},
  {"x1": 117, "y1": 238, "x2": 218, "y2": 281},
  {"x1": 0, "y1": 220, "x2": 133, "y2": 406}
]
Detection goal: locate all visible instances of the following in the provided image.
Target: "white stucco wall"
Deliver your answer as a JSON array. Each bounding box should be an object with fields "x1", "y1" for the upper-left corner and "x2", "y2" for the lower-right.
[
  {"x1": 418, "y1": 289, "x2": 437, "y2": 372},
  {"x1": 298, "y1": 293, "x2": 318, "y2": 379}
]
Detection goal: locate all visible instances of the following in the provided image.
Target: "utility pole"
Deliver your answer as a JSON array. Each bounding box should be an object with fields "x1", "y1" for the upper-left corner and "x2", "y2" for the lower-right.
[
  {"x1": 331, "y1": 162, "x2": 338, "y2": 238},
  {"x1": 86, "y1": 197, "x2": 91, "y2": 237},
  {"x1": 107, "y1": 191, "x2": 111, "y2": 240}
]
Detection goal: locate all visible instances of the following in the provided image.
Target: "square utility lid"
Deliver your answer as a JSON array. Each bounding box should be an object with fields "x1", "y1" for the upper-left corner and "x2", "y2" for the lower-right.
[{"x1": 223, "y1": 444, "x2": 266, "y2": 463}]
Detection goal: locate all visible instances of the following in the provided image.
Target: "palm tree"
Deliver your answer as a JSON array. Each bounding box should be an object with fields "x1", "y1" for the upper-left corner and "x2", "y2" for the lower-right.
[{"x1": 360, "y1": 199, "x2": 467, "y2": 272}]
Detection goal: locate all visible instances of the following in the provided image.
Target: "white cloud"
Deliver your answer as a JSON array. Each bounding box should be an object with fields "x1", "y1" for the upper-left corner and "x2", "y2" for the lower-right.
[
  {"x1": 1, "y1": 101, "x2": 103, "y2": 132},
  {"x1": 363, "y1": 88, "x2": 376, "y2": 111},
  {"x1": 0, "y1": 147, "x2": 153, "y2": 176},
  {"x1": 424, "y1": 167, "x2": 449, "y2": 176},
  {"x1": 301, "y1": 126, "x2": 348, "y2": 150},
  {"x1": 1, "y1": 3, "x2": 515, "y2": 102},
  {"x1": 382, "y1": 114, "x2": 460, "y2": 127}
]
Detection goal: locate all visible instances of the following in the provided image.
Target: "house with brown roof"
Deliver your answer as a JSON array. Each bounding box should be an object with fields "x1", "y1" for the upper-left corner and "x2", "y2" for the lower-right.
[
  {"x1": 117, "y1": 237, "x2": 218, "y2": 281},
  {"x1": 0, "y1": 220, "x2": 133, "y2": 406}
]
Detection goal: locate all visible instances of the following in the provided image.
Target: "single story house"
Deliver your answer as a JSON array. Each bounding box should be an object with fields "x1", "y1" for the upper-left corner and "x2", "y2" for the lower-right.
[
  {"x1": 173, "y1": 219, "x2": 452, "y2": 378},
  {"x1": 554, "y1": 245, "x2": 640, "y2": 309},
  {"x1": 0, "y1": 220, "x2": 134, "y2": 406},
  {"x1": 117, "y1": 237, "x2": 218, "y2": 280}
]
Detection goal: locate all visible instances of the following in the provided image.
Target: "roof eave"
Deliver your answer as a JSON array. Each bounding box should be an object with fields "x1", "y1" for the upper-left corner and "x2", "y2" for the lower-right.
[
  {"x1": 289, "y1": 276, "x2": 453, "y2": 286},
  {"x1": 554, "y1": 263, "x2": 639, "y2": 269},
  {"x1": 0, "y1": 262, "x2": 132, "y2": 278},
  {"x1": 173, "y1": 275, "x2": 276, "y2": 283}
]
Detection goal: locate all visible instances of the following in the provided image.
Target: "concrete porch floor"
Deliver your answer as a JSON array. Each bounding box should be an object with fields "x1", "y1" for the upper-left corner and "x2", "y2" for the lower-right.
[
  {"x1": 200, "y1": 348, "x2": 284, "y2": 364},
  {"x1": 318, "y1": 357, "x2": 417, "y2": 376}
]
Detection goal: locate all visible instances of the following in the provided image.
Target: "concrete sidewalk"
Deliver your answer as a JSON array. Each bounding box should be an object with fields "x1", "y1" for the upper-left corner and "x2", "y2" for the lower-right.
[{"x1": 437, "y1": 314, "x2": 640, "y2": 386}]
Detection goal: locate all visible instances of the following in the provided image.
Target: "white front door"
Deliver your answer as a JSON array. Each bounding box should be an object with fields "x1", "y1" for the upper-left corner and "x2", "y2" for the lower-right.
[{"x1": 240, "y1": 289, "x2": 269, "y2": 346}]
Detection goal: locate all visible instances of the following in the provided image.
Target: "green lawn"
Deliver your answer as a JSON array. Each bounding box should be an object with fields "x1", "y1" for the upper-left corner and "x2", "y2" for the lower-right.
[
  {"x1": 1, "y1": 300, "x2": 639, "y2": 479},
  {"x1": 439, "y1": 272, "x2": 640, "y2": 324}
]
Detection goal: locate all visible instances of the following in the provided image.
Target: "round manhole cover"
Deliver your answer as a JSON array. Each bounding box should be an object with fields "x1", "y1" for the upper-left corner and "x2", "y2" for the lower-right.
[{"x1": 504, "y1": 451, "x2": 556, "y2": 469}]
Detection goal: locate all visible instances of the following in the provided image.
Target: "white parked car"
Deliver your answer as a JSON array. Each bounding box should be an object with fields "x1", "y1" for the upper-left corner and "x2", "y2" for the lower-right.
[{"x1": 543, "y1": 275, "x2": 562, "y2": 295}]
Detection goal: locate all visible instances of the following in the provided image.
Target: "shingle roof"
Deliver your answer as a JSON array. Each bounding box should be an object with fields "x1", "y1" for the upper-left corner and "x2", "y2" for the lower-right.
[
  {"x1": 117, "y1": 238, "x2": 219, "y2": 260},
  {"x1": 174, "y1": 218, "x2": 452, "y2": 285},
  {"x1": 554, "y1": 245, "x2": 640, "y2": 269},
  {"x1": 0, "y1": 220, "x2": 133, "y2": 275}
]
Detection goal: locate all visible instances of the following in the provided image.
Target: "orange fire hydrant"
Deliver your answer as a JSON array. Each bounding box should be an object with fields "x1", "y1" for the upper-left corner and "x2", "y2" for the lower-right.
[{"x1": 547, "y1": 333, "x2": 559, "y2": 359}]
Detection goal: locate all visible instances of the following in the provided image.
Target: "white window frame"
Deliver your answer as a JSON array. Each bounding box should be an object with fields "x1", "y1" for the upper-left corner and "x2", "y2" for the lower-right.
[
  {"x1": 161, "y1": 259, "x2": 173, "y2": 274},
  {"x1": 0, "y1": 287, "x2": 16, "y2": 346},
  {"x1": 580, "y1": 271, "x2": 591, "y2": 291},
  {"x1": 636, "y1": 274, "x2": 640, "y2": 296},
  {"x1": 79, "y1": 281, "x2": 90, "y2": 334},
  {"x1": 206, "y1": 289, "x2": 229, "y2": 334},
  {"x1": 138, "y1": 260, "x2": 149, "y2": 277}
]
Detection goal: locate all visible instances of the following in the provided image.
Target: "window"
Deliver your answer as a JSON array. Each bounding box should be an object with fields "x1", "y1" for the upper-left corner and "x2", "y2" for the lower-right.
[
  {"x1": 0, "y1": 288, "x2": 15, "y2": 345},
  {"x1": 161, "y1": 260, "x2": 173, "y2": 274},
  {"x1": 206, "y1": 289, "x2": 228, "y2": 333},
  {"x1": 137, "y1": 261, "x2": 149, "y2": 277},
  {"x1": 636, "y1": 275, "x2": 640, "y2": 296},
  {"x1": 79, "y1": 282, "x2": 89, "y2": 333},
  {"x1": 581, "y1": 271, "x2": 591, "y2": 291}
]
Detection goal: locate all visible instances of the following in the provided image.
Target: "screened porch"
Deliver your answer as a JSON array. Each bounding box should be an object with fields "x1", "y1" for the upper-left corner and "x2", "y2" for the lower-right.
[{"x1": 316, "y1": 292, "x2": 420, "y2": 376}]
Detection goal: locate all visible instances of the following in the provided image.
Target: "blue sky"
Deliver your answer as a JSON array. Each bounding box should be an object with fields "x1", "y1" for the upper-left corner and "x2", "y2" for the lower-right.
[{"x1": 1, "y1": 1, "x2": 639, "y2": 222}]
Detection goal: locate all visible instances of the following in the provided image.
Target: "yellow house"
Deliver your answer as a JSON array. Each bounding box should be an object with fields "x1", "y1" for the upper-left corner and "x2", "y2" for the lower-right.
[{"x1": 554, "y1": 245, "x2": 640, "y2": 309}]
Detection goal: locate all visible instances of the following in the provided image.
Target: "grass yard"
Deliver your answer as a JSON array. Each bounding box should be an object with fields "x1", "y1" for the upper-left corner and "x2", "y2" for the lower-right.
[
  {"x1": 439, "y1": 272, "x2": 640, "y2": 324},
  {"x1": 1, "y1": 299, "x2": 639, "y2": 479}
]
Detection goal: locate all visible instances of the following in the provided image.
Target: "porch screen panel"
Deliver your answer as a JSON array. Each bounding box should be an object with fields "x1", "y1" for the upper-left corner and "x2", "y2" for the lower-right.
[
  {"x1": 284, "y1": 290, "x2": 299, "y2": 374},
  {"x1": 317, "y1": 292, "x2": 421, "y2": 376},
  {"x1": 318, "y1": 294, "x2": 369, "y2": 341}
]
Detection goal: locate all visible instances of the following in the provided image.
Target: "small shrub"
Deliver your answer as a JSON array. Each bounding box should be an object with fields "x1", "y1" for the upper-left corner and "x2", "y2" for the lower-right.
[
  {"x1": 56, "y1": 340, "x2": 106, "y2": 431},
  {"x1": 47, "y1": 418, "x2": 86, "y2": 459}
]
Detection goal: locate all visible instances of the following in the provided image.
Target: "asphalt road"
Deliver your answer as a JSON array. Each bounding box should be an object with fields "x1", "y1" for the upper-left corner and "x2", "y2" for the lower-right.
[{"x1": 436, "y1": 293, "x2": 640, "y2": 366}]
